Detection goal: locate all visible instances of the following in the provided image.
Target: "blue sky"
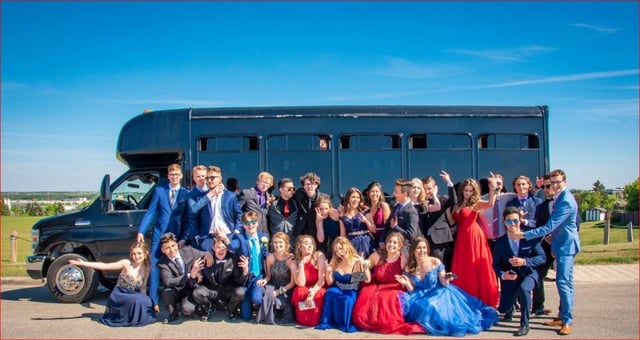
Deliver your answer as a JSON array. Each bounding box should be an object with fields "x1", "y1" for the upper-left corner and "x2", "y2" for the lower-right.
[{"x1": 2, "y1": 1, "x2": 638, "y2": 192}]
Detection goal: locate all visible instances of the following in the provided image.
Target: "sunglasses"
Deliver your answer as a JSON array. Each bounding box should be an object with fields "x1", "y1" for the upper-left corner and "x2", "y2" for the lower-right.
[
  {"x1": 550, "y1": 180, "x2": 563, "y2": 184},
  {"x1": 505, "y1": 219, "x2": 519, "y2": 226},
  {"x1": 243, "y1": 220, "x2": 258, "y2": 226},
  {"x1": 543, "y1": 184, "x2": 552, "y2": 189},
  {"x1": 284, "y1": 187, "x2": 296, "y2": 192},
  {"x1": 206, "y1": 175, "x2": 221, "y2": 181}
]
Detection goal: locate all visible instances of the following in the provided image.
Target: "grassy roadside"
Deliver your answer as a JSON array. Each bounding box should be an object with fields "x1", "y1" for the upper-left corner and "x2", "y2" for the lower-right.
[{"x1": 1, "y1": 217, "x2": 637, "y2": 277}]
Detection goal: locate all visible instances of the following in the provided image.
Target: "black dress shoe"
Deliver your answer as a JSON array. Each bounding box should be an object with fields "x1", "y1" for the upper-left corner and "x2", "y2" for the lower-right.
[
  {"x1": 162, "y1": 310, "x2": 179, "y2": 324},
  {"x1": 501, "y1": 312, "x2": 513, "y2": 322},
  {"x1": 514, "y1": 326, "x2": 529, "y2": 336}
]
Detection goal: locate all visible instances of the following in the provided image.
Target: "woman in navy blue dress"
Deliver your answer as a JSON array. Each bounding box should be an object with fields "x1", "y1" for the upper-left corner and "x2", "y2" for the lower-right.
[
  {"x1": 316, "y1": 237, "x2": 371, "y2": 333},
  {"x1": 69, "y1": 242, "x2": 156, "y2": 327},
  {"x1": 339, "y1": 187, "x2": 376, "y2": 257},
  {"x1": 314, "y1": 196, "x2": 341, "y2": 261}
]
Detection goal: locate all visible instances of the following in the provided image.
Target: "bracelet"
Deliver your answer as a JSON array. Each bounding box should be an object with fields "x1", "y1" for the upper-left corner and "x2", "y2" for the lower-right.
[{"x1": 278, "y1": 286, "x2": 285, "y2": 294}]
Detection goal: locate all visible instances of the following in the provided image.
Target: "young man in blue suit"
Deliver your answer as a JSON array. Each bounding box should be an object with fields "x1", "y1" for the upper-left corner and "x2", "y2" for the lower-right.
[
  {"x1": 511, "y1": 169, "x2": 580, "y2": 336},
  {"x1": 493, "y1": 206, "x2": 546, "y2": 336},
  {"x1": 137, "y1": 163, "x2": 190, "y2": 313},
  {"x1": 186, "y1": 165, "x2": 209, "y2": 246},
  {"x1": 232, "y1": 211, "x2": 268, "y2": 321},
  {"x1": 190, "y1": 165, "x2": 243, "y2": 252}
]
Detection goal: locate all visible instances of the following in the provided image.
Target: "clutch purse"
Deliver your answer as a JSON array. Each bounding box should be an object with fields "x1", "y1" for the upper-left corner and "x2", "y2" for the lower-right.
[{"x1": 350, "y1": 261, "x2": 367, "y2": 283}]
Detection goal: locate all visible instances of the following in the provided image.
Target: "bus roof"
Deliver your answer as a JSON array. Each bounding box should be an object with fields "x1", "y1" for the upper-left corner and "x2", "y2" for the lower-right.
[{"x1": 147, "y1": 105, "x2": 549, "y2": 119}]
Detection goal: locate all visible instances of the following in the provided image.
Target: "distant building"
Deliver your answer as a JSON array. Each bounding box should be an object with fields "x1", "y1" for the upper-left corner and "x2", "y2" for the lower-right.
[
  {"x1": 606, "y1": 188, "x2": 624, "y2": 200},
  {"x1": 585, "y1": 207, "x2": 607, "y2": 222}
]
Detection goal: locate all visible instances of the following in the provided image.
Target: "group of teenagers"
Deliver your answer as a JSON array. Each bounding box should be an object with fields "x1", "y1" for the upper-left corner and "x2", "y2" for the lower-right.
[{"x1": 70, "y1": 164, "x2": 580, "y2": 337}]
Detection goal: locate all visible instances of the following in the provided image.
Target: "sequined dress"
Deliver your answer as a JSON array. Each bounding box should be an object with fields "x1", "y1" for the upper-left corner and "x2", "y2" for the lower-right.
[{"x1": 101, "y1": 272, "x2": 155, "y2": 327}]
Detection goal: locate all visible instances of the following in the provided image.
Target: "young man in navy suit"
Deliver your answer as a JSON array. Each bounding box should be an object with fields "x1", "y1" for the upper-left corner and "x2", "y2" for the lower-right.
[
  {"x1": 232, "y1": 211, "x2": 268, "y2": 321},
  {"x1": 493, "y1": 206, "x2": 546, "y2": 336},
  {"x1": 190, "y1": 165, "x2": 243, "y2": 252},
  {"x1": 511, "y1": 169, "x2": 580, "y2": 336},
  {"x1": 385, "y1": 179, "x2": 421, "y2": 243},
  {"x1": 137, "y1": 163, "x2": 190, "y2": 312}
]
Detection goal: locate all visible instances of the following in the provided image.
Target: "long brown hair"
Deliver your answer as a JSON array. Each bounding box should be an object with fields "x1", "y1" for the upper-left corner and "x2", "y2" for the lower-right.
[
  {"x1": 376, "y1": 231, "x2": 404, "y2": 262},
  {"x1": 130, "y1": 241, "x2": 150, "y2": 274},
  {"x1": 407, "y1": 236, "x2": 429, "y2": 275},
  {"x1": 455, "y1": 178, "x2": 481, "y2": 208}
]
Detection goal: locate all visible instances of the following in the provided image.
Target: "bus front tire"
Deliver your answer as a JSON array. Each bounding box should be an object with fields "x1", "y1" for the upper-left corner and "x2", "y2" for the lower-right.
[{"x1": 46, "y1": 253, "x2": 99, "y2": 303}]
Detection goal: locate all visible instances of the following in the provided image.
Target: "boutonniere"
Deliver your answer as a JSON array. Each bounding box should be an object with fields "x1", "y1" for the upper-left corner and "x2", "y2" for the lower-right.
[{"x1": 260, "y1": 236, "x2": 269, "y2": 246}]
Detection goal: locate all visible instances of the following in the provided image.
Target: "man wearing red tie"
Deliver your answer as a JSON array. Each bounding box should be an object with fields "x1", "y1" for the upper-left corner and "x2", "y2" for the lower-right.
[{"x1": 267, "y1": 178, "x2": 299, "y2": 240}]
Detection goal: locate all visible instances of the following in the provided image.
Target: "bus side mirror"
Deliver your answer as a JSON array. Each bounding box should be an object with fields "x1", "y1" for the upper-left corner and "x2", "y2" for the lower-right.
[{"x1": 100, "y1": 174, "x2": 112, "y2": 213}]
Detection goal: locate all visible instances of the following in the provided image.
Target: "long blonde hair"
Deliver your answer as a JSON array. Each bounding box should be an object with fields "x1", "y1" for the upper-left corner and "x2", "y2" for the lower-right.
[{"x1": 329, "y1": 236, "x2": 359, "y2": 269}]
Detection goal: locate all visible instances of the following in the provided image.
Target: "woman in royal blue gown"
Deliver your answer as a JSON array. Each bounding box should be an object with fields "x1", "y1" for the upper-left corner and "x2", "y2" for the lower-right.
[
  {"x1": 397, "y1": 236, "x2": 497, "y2": 337},
  {"x1": 316, "y1": 236, "x2": 371, "y2": 333},
  {"x1": 69, "y1": 242, "x2": 156, "y2": 327}
]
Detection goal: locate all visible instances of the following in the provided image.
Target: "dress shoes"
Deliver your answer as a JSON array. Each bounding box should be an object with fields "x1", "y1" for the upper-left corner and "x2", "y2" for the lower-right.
[
  {"x1": 559, "y1": 324, "x2": 573, "y2": 335},
  {"x1": 533, "y1": 308, "x2": 551, "y2": 316},
  {"x1": 514, "y1": 326, "x2": 529, "y2": 336},
  {"x1": 162, "y1": 310, "x2": 179, "y2": 324},
  {"x1": 501, "y1": 312, "x2": 513, "y2": 322},
  {"x1": 544, "y1": 318, "x2": 564, "y2": 327}
]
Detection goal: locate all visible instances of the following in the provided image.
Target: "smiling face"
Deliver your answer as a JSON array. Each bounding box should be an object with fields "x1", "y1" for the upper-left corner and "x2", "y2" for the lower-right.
[
  {"x1": 192, "y1": 168, "x2": 207, "y2": 189},
  {"x1": 347, "y1": 191, "x2": 361, "y2": 208},
  {"x1": 385, "y1": 234, "x2": 403, "y2": 255},
  {"x1": 160, "y1": 240, "x2": 179, "y2": 259},
  {"x1": 130, "y1": 246, "x2": 147, "y2": 265},
  {"x1": 368, "y1": 184, "x2": 383, "y2": 204},
  {"x1": 413, "y1": 240, "x2": 429, "y2": 260},
  {"x1": 298, "y1": 236, "x2": 315, "y2": 256},
  {"x1": 213, "y1": 240, "x2": 228, "y2": 259},
  {"x1": 462, "y1": 184, "x2": 474, "y2": 201},
  {"x1": 423, "y1": 179, "x2": 435, "y2": 199}
]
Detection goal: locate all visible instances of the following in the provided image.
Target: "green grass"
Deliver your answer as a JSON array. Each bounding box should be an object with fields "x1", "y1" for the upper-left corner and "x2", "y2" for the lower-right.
[
  {"x1": 575, "y1": 221, "x2": 639, "y2": 265},
  {"x1": 1, "y1": 216, "x2": 40, "y2": 277},
  {"x1": 1, "y1": 217, "x2": 637, "y2": 277}
]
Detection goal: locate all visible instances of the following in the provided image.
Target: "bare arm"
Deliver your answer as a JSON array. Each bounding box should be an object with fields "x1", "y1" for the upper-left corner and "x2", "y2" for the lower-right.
[{"x1": 69, "y1": 258, "x2": 126, "y2": 272}]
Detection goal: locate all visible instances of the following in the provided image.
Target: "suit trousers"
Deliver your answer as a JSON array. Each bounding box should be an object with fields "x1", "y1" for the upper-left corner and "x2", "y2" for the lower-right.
[
  {"x1": 498, "y1": 275, "x2": 536, "y2": 327},
  {"x1": 241, "y1": 275, "x2": 265, "y2": 320},
  {"x1": 192, "y1": 285, "x2": 246, "y2": 315},
  {"x1": 556, "y1": 254, "x2": 576, "y2": 325},
  {"x1": 149, "y1": 241, "x2": 162, "y2": 306}
]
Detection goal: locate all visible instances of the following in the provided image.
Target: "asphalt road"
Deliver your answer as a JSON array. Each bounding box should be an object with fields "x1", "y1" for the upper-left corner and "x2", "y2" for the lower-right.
[{"x1": 1, "y1": 279, "x2": 638, "y2": 339}]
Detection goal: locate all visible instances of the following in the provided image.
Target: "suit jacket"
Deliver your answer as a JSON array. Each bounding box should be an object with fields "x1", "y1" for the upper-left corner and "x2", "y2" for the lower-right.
[
  {"x1": 525, "y1": 189, "x2": 581, "y2": 256},
  {"x1": 492, "y1": 234, "x2": 546, "y2": 282},
  {"x1": 423, "y1": 185, "x2": 458, "y2": 245},
  {"x1": 238, "y1": 187, "x2": 270, "y2": 234},
  {"x1": 201, "y1": 252, "x2": 247, "y2": 290},
  {"x1": 267, "y1": 197, "x2": 299, "y2": 238},
  {"x1": 506, "y1": 194, "x2": 541, "y2": 231},
  {"x1": 233, "y1": 231, "x2": 269, "y2": 281},
  {"x1": 186, "y1": 186, "x2": 208, "y2": 243},
  {"x1": 157, "y1": 246, "x2": 210, "y2": 291},
  {"x1": 138, "y1": 184, "x2": 189, "y2": 242},
  {"x1": 385, "y1": 201, "x2": 421, "y2": 242},
  {"x1": 292, "y1": 189, "x2": 329, "y2": 238},
  {"x1": 190, "y1": 189, "x2": 243, "y2": 240}
]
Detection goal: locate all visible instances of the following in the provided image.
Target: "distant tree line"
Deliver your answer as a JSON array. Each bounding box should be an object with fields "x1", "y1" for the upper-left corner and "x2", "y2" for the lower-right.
[
  {"x1": 2, "y1": 192, "x2": 98, "y2": 201},
  {"x1": 572, "y1": 179, "x2": 638, "y2": 223},
  {"x1": 1, "y1": 192, "x2": 96, "y2": 216}
]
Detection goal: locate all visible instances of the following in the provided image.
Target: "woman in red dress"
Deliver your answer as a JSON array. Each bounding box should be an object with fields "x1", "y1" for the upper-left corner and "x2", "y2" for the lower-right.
[
  {"x1": 352, "y1": 232, "x2": 424, "y2": 334},
  {"x1": 291, "y1": 235, "x2": 326, "y2": 326},
  {"x1": 445, "y1": 175, "x2": 500, "y2": 307}
]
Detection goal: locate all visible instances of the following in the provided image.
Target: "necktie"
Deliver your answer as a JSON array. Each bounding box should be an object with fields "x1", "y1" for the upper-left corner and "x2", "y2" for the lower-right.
[
  {"x1": 492, "y1": 200, "x2": 500, "y2": 238},
  {"x1": 175, "y1": 257, "x2": 184, "y2": 276},
  {"x1": 250, "y1": 238, "x2": 261, "y2": 276},
  {"x1": 283, "y1": 200, "x2": 290, "y2": 218},
  {"x1": 393, "y1": 203, "x2": 402, "y2": 218},
  {"x1": 510, "y1": 239, "x2": 519, "y2": 256},
  {"x1": 170, "y1": 189, "x2": 177, "y2": 208}
]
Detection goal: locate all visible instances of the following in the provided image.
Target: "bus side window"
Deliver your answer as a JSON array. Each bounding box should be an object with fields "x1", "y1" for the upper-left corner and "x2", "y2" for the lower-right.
[{"x1": 318, "y1": 135, "x2": 330, "y2": 150}]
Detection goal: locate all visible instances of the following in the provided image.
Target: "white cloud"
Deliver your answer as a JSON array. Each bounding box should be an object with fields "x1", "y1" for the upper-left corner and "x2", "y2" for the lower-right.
[
  {"x1": 448, "y1": 45, "x2": 556, "y2": 62},
  {"x1": 370, "y1": 57, "x2": 459, "y2": 79},
  {"x1": 571, "y1": 23, "x2": 619, "y2": 34},
  {"x1": 477, "y1": 69, "x2": 639, "y2": 89}
]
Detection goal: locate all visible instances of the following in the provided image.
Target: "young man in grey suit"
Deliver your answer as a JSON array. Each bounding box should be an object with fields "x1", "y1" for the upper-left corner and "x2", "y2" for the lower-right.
[
  {"x1": 238, "y1": 172, "x2": 274, "y2": 235},
  {"x1": 422, "y1": 170, "x2": 457, "y2": 271}
]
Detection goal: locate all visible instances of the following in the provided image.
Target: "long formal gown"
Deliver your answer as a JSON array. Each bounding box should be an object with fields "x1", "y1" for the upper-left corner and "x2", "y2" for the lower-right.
[
  {"x1": 315, "y1": 271, "x2": 359, "y2": 333},
  {"x1": 352, "y1": 258, "x2": 424, "y2": 334},
  {"x1": 450, "y1": 207, "x2": 499, "y2": 307},
  {"x1": 342, "y1": 214, "x2": 375, "y2": 257},
  {"x1": 101, "y1": 272, "x2": 156, "y2": 327},
  {"x1": 256, "y1": 257, "x2": 294, "y2": 324},
  {"x1": 399, "y1": 264, "x2": 497, "y2": 336},
  {"x1": 291, "y1": 262, "x2": 326, "y2": 326}
]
